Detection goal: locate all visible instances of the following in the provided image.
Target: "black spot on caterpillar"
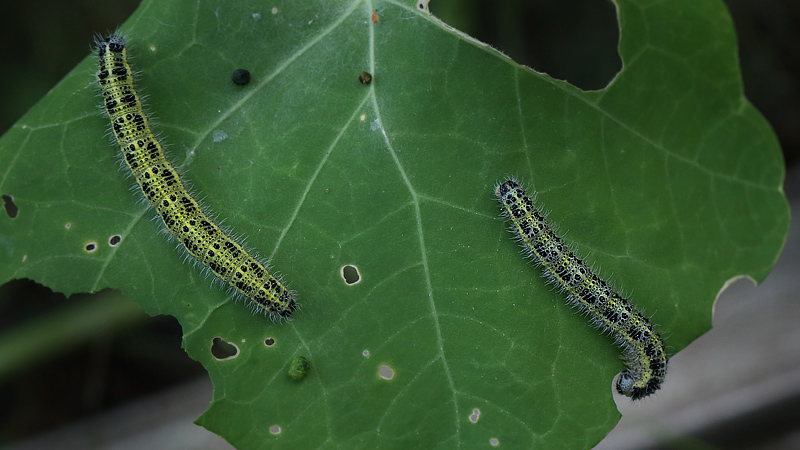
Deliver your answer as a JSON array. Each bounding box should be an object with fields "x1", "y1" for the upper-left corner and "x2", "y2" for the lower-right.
[
  {"x1": 95, "y1": 33, "x2": 296, "y2": 320},
  {"x1": 494, "y1": 179, "x2": 667, "y2": 400}
]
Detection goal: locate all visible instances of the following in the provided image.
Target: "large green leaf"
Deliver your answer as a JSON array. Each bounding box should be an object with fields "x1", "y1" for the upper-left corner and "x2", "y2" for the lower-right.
[{"x1": 0, "y1": 0, "x2": 788, "y2": 448}]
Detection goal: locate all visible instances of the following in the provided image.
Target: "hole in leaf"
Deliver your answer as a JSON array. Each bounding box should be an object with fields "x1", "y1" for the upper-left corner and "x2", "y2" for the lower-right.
[
  {"x1": 64, "y1": 222, "x2": 71, "y2": 229},
  {"x1": 490, "y1": 438, "x2": 499, "y2": 446},
  {"x1": 362, "y1": 349, "x2": 370, "y2": 357},
  {"x1": 341, "y1": 265, "x2": 361, "y2": 285},
  {"x1": 378, "y1": 364, "x2": 394, "y2": 380},
  {"x1": 430, "y1": 0, "x2": 621, "y2": 90},
  {"x1": 84, "y1": 242, "x2": 97, "y2": 253},
  {"x1": 469, "y1": 408, "x2": 481, "y2": 423},
  {"x1": 269, "y1": 424, "x2": 281, "y2": 435},
  {"x1": 211, "y1": 337, "x2": 239, "y2": 360},
  {"x1": 108, "y1": 234, "x2": 122, "y2": 246},
  {"x1": 264, "y1": 337, "x2": 276, "y2": 347},
  {"x1": 2, "y1": 194, "x2": 17, "y2": 218}
]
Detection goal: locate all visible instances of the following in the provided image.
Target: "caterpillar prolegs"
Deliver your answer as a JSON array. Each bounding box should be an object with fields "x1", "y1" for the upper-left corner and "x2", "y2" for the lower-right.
[
  {"x1": 96, "y1": 34, "x2": 296, "y2": 319},
  {"x1": 494, "y1": 179, "x2": 667, "y2": 399}
]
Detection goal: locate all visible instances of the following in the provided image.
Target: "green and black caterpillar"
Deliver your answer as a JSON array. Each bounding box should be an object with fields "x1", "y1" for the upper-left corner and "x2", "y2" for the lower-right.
[
  {"x1": 96, "y1": 34, "x2": 296, "y2": 319},
  {"x1": 495, "y1": 179, "x2": 667, "y2": 399}
]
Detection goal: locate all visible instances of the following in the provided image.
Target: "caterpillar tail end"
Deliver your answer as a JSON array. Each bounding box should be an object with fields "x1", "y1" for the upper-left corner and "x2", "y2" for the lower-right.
[
  {"x1": 616, "y1": 370, "x2": 663, "y2": 400},
  {"x1": 275, "y1": 294, "x2": 298, "y2": 319},
  {"x1": 252, "y1": 287, "x2": 298, "y2": 321}
]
